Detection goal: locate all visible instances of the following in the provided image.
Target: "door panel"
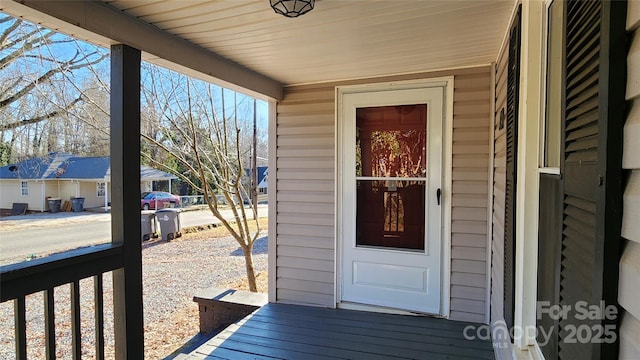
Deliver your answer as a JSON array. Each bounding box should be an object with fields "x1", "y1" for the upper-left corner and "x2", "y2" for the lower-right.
[
  {"x1": 353, "y1": 262, "x2": 428, "y2": 292},
  {"x1": 340, "y1": 87, "x2": 444, "y2": 314}
]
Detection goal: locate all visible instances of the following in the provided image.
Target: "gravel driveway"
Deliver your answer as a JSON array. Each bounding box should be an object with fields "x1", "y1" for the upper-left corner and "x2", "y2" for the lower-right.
[{"x1": 0, "y1": 230, "x2": 268, "y2": 359}]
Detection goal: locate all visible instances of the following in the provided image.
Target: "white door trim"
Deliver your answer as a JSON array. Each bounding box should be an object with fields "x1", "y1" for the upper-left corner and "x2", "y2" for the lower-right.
[{"x1": 335, "y1": 77, "x2": 453, "y2": 317}]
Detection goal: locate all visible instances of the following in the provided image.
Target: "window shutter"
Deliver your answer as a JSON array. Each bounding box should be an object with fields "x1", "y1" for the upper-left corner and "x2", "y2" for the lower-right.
[
  {"x1": 504, "y1": 6, "x2": 521, "y2": 332},
  {"x1": 559, "y1": 1, "x2": 626, "y2": 359}
]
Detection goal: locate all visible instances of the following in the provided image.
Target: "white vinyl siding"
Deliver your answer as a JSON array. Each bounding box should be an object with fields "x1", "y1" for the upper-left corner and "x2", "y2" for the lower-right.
[
  {"x1": 0, "y1": 180, "x2": 44, "y2": 211},
  {"x1": 78, "y1": 181, "x2": 105, "y2": 209},
  {"x1": 59, "y1": 181, "x2": 76, "y2": 202},
  {"x1": 619, "y1": 4, "x2": 640, "y2": 359},
  {"x1": 276, "y1": 85, "x2": 336, "y2": 307},
  {"x1": 276, "y1": 67, "x2": 492, "y2": 320},
  {"x1": 450, "y1": 68, "x2": 492, "y2": 323},
  {"x1": 491, "y1": 42, "x2": 508, "y2": 325}
]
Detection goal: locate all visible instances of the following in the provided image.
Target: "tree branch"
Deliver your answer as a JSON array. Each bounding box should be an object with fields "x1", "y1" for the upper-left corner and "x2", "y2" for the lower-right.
[
  {"x1": 0, "y1": 96, "x2": 83, "y2": 131},
  {"x1": 0, "y1": 51, "x2": 107, "y2": 110},
  {"x1": 0, "y1": 18, "x2": 22, "y2": 46},
  {"x1": 0, "y1": 30, "x2": 56, "y2": 70}
]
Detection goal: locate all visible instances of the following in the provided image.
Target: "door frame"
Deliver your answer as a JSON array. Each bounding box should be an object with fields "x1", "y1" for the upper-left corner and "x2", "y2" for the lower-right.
[{"x1": 335, "y1": 77, "x2": 454, "y2": 317}]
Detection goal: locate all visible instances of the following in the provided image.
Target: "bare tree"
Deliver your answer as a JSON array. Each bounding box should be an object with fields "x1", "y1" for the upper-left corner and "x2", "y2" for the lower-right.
[
  {"x1": 141, "y1": 68, "x2": 262, "y2": 291},
  {"x1": 0, "y1": 14, "x2": 109, "y2": 162}
]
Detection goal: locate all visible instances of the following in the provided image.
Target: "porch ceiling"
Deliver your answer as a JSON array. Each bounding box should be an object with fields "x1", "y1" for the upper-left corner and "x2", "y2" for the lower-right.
[
  {"x1": 106, "y1": 0, "x2": 514, "y2": 85},
  {"x1": 2, "y1": 0, "x2": 515, "y2": 97}
]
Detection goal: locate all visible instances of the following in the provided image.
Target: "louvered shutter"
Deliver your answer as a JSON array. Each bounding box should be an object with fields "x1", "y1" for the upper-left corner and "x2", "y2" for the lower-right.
[
  {"x1": 560, "y1": 3, "x2": 601, "y2": 357},
  {"x1": 558, "y1": 1, "x2": 626, "y2": 359},
  {"x1": 504, "y1": 6, "x2": 521, "y2": 332}
]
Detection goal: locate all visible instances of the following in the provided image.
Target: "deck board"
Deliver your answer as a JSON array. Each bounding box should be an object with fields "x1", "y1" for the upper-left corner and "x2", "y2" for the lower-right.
[
  {"x1": 244, "y1": 315, "x2": 483, "y2": 349},
  {"x1": 188, "y1": 303, "x2": 494, "y2": 360},
  {"x1": 247, "y1": 312, "x2": 491, "y2": 351}
]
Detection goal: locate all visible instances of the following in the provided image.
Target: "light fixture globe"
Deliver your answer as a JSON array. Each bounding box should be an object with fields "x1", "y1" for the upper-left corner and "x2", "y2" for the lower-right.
[{"x1": 270, "y1": 0, "x2": 314, "y2": 18}]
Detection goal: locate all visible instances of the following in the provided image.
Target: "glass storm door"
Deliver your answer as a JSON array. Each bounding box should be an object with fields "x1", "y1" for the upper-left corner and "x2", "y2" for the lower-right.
[{"x1": 340, "y1": 87, "x2": 443, "y2": 314}]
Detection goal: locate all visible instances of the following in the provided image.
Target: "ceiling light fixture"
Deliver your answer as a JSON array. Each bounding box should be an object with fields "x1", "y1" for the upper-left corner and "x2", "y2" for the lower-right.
[{"x1": 270, "y1": 0, "x2": 314, "y2": 18}]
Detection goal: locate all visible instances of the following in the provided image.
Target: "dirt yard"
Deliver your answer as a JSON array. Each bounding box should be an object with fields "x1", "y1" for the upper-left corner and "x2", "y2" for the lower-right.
[{"x1": 0, "y1": 219, "x2": 268, "y2": 359}]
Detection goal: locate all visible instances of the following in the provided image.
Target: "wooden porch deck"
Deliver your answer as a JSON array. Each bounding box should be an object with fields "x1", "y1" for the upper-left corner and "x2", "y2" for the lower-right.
[{"x1": 182, "y1": 303, "x2": 494, "y2": 360}]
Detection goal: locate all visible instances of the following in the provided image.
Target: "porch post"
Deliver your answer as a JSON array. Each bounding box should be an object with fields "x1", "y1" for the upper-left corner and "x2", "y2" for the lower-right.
[
  {"x1": 267, "y1": 98, "x2": 277, "y2": 303},
  {"x1": 110, "y1": 44, "x2": 143, "y2": 359}
]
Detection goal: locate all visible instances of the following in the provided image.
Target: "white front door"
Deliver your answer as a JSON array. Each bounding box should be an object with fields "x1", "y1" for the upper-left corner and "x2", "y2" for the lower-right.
[{"x1": 339, "y1": 86, "x2": 444, "y2": 314}]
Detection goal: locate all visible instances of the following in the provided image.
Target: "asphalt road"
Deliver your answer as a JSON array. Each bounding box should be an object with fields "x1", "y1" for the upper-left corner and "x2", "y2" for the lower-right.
[{"x1": 0, "y1": 205, "x2": 267, "y2": 265}]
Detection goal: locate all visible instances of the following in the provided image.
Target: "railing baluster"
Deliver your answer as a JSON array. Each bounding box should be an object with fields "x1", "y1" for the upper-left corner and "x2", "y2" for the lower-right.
[
  {"x1": 44, "y1": 288, "x2": 56, "y2": 360},
  {"x1": 14, "y1": 296, "x2": 27, "y2": 359},
  {"x1": 71, "y1": 280, "x2": 81, "y2": 359},
  {"x1": 94, "y1": 275, "x2": 105, "y2": 360},
  {"x1": 2, "y1": 244, "x2": 124, "y2": 359}
]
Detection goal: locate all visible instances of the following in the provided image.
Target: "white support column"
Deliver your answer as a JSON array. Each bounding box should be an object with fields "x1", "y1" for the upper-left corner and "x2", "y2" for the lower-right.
[
  {"x1": 514, "y1": 0, "x2": 544, "y2": 351},
  {"x1": 267, "y1": 98, "x2": 277, "y2": 303},
  {"x1": 104, "y1": 180, "x2": 109, "y2": 212},
  {"x1": 487, "y1": 62, "x2": 497, "y2": 325},
  {"x1": 41, "y1": 181, "x2": 45, "y2": 212}
]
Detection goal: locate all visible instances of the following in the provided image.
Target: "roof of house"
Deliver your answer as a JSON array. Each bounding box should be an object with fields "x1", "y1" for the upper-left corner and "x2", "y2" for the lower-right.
[
  {"x1": 0, "y1": 153, "x2": 177, "y2": 181},
  {"x1": 257, "y1": 167, "x2": 268, "y2": 188},
  {"x1": 244, "y1": 166, "x2": 268, "y2": 188},
  {"x1": 60, "y1": 156, "x2": 110, "y2": 179},
  {"x1": 139, "y1": 166, "x2": 178, "y2": 181}
]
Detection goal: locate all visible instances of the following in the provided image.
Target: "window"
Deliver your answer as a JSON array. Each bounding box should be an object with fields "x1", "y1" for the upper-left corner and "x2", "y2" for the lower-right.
[
  {"x1": 97, "y1": 182, "x2": 106, "y2": 197},
  {"x1": 542, "y1": 0, "x2": 565, "y2": 169},
  {"x1": 21, "y1": 181, "x2": 28, "y2": 196},
  {"x1": 355, "y1": 104, "x2": 427, "y2": 250}
]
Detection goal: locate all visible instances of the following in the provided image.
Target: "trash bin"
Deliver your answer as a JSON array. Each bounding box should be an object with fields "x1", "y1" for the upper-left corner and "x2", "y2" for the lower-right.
[
  {"x1": 71, "y1": 197, "x2": 85, "y2": 212},
  {"x1": 156, "y1": 208, "x2": 182, "y2": 241},
  {"x1": 140, "y1": 210, "x2": 159, "y2": 241},
  {"x1": 48, "y1": 198, "x2": 62, "y2": 213}
]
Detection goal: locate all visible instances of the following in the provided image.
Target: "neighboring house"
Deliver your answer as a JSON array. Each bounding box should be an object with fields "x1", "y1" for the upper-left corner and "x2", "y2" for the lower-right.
[
  {"x1": 1, "y1": 1, "x2": 638, "y2": 360},
  {"x1": 257, "y1": 167, "x2": 268, "y2": 194},
  {"x1": 243, "y1": 166, "x2": 268, "y2": 195},
  {"x1": 0, "y1": 153, "x2": 177, "y2": 211}
]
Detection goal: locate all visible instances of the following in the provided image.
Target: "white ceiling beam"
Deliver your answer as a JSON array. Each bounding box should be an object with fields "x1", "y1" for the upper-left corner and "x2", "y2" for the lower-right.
[{"x1": 0, "y1": 0, "x2": 283, "y2": 100}]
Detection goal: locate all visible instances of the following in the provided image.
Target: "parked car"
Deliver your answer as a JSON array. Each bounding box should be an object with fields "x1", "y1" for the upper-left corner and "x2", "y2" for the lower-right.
[{"x1": 140, "y1": 191, "x2": 180, "y2": 210}]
